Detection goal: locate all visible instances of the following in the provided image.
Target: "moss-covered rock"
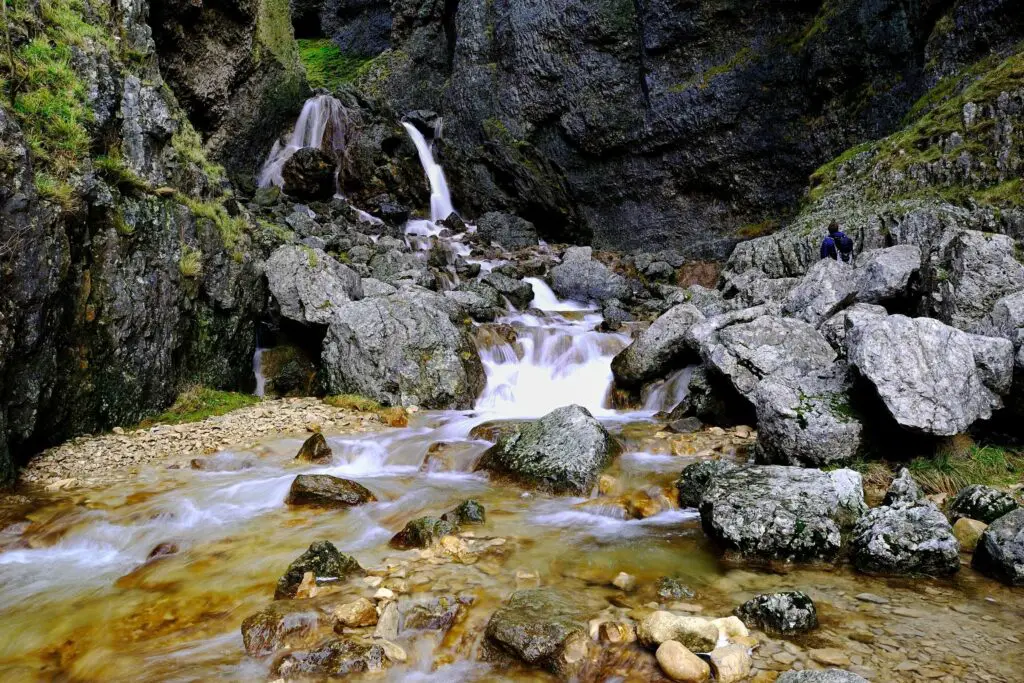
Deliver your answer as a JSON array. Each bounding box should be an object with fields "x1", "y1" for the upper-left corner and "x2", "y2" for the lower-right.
[
  {"x1": 388, "y1": 516, "x2": 457, "y2": 549},
  {"x1": 275, "y1": 541, "x2": 365, "y2": 599}
]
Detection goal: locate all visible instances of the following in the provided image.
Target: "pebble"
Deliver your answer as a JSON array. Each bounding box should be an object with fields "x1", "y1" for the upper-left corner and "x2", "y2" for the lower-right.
[
  {"x1": 374, "y1": 588, "x2": 395, "y2": 600},
  {"x1": 612, "y1": 572, "x2": 636, "y2": 592},
  {"x1": 855, "y1": 593, "x2": 889, "y2": 604},
  {"x1": 656, "y1": 640, "x2": 711, "y2": 682},
  {"x1": 809, "y1": 648, "x2": 850, "y2": 666}
]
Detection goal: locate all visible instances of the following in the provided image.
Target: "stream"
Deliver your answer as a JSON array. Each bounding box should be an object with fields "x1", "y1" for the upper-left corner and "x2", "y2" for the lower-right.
[{"x1": 0, "y1": 114, "x2": 1022, "y2": 683}]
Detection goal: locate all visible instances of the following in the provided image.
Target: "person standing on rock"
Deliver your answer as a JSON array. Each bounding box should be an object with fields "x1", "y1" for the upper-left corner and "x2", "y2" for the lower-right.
[{"x1": 820, "y1": 221, "x2": 854, "y2": 263}]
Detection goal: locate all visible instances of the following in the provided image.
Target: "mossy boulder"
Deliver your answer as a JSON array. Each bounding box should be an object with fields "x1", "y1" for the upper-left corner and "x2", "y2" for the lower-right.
[
  {"x1": 275, "y1": 541, "x2": 365, "y2": 599},
  {"x1": 389, "y1": 516, "x2": 457, "y2": 549}
]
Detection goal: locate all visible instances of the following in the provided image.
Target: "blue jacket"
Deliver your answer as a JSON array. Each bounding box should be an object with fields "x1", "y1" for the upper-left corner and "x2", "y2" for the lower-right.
[{"x1": 821, "y1": 231, "x2": 848, "y2": 260}]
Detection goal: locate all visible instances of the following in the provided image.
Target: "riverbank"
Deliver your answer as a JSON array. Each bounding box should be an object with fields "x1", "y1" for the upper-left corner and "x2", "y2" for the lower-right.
[{"x1": 17, "y1": 398, "x2": 387, "y2": 490}]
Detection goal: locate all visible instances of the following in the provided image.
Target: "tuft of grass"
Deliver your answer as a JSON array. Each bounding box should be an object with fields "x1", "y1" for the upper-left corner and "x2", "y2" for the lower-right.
[
  {"x1": 908, "y1": 444, "x2": 1024, "y2": 495},
  {"x1": 170, "y1": 120, "x2": 225, "y2": 183},
  {"x1": 175, "y1": 193, "x2": 248, "y2": 248},
  {"x1": 296, "y1": 38, "x2": 372, "y2": 91},
  {"x1": 95, "y1": 149, "x2": 151, "y2": 193},
  {"x1": 140, "y1": 386, "x2": 260, "y2": 427},
  {"x1": 34, "y1": 170, "x2": 78, "y2": 210},
  {"x1": 179, "y1": 245, "x2": 203, "y2": 278},
  {"x1": 324, "y1": 394, "x2": 409, "y2": 427}
]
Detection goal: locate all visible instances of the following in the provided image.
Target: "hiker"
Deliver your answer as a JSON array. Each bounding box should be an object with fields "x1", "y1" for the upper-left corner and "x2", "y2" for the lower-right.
[{"x1": 820, "y1": 221, "x2": 854, "y2": 263}]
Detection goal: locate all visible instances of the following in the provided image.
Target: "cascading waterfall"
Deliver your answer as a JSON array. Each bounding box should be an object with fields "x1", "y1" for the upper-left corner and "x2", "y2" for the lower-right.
[
  {"x1": 257, "y1": 95, "x2": 350, "y2": 190},
  {"x1": 401, "y1": 121, "x2": 454, "y2": 225}
]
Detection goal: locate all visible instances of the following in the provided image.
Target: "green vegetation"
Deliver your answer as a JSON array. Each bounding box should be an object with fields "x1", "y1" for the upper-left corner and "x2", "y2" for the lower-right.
[
  {"x1": 254, "y1": 0, "x2": 302, "y2": 70},
  {"x1": 174, "y1": 192, "x2": 248, "y2": 248},
  {"x1": 95, "y1": 149, "x2": 151, "y2": 194},
  {"x1": 33, "y1": 170, "x2": 77, "y2": 210},
  {"x1": 668, "y1": 47, "x2": 755, "y2": 93},
  {"x1": 179, "y1": 245, "x2": 203, "y2": 278},
  {"x1": 171, "y1": 120, "x2": 226, "y2": 184},
  {"x1": 296, "y1": 39, "x2": 371, "y2": 90},
  {"x1": 324, "y1": 394, "x2": 409, "y2": 427},
  {"x1": 140, "y1": 385, "x2": 260, "y2": 427},
  {"x1": 909, "y1": 444, "x2": 1024, "y2": 495}
]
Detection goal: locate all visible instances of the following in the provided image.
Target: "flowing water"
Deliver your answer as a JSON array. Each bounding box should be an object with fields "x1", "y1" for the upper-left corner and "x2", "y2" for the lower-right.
[
  {"x1": 258, "y1": 95, "x2": 351, "y2": 190},
  {"x1": 1, "y1": 124, "x2": 1023, "y2": 683}
]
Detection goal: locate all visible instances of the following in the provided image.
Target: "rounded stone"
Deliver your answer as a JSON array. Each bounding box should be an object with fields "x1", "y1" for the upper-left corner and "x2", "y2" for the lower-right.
[{"x1": 656, "y1": 640, "x2": 711, "y2": 682}]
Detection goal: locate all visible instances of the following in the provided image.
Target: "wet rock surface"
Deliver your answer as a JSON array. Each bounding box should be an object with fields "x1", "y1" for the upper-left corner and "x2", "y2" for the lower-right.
[
  {"x1": 735, "y1": 592, "x2": 818, "y2": 635},
  {"x1": 281, "y1": 147, "x2": 338, "y2": 200},
  {"x1": 284, "y1": 474, "x2": 376, "y2": 508},
  {"x1": 849, "y1": 501, "x2": 961, "y2": 577},
  {"x1": 275, "y1": 541, "x2": 365, "y2": 599},
  {"x1": 972, "y1": 508, "x2": 1024, "y2": 586}
]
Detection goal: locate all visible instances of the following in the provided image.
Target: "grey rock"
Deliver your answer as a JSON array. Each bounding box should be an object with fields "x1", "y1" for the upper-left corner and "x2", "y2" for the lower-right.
[
  {"x1": 272, "y1": 638, "x2": 387, "y2": 678},
  {"x1": 321, "y1": 289, "x2": 485, "y2": 409},
  {"x1": 735, "y1": 591, "x2": 818, "y2": 634},
  {"x1": 655, "y1": 577, "x2": 696, "y2": 601},
  {"x1": 846, "y1": 314, "x2": 1012, "y2": 435},
  {"x1": 477, "y1": 212, "x2": 538, "y2": 249},
  {"x1": 549, "y1": 252, "x2": 631, "y2": 303},
  {"x1": 949, "y1": 484, "x2": 1019, "y2": 524},
  {"x1": 483, "y1": 588, "x2": 595, "y2": 679},
  {"x1": 241, "y1": 600, "x2": 332, "y2": 657},
  {"x1": 285, "y1": 474, "x2": 376, "y2": 508},
  {"x1": 667, "y1": 416, "x2": 704, "y2": 434},
  {"x1": 698, "y1": 465, "x2": 866, "y2": 562},
  {"x1": 403, "y1": 595, "x2": 465, "y2": 632},
  {"x1": 972, "y1": 508, "x2": 1024, "y2": 586},
  {"x1": 611, "y1": 304, "x2": 705, "y2": 388},
  {"x1": 443, "y1": 289, "x2": 499, "y2": 322},
  {"x1": 819, "y1": 303, "x2": 888, "y2": 353},
  {"x1": 968, "y1": 333, "x2": 1016, "y2": 395},
  {"x1": 972, "y1": 290, "x2": 1024, "y2": 367},
  {"x1": 369, "y1": 249, "x2": 434, "y2": 288},
  {"x1": 753, "y1": 372, "x2": 862, "y2": 468},
  {"x1": 361, "y1": 277, "x2": 398, "y2": 297},
  {"x1": 120, "y1": 75, "x2": 176, "y2": 184},
  {"x1": 783, "y1": 258, "x2": 858, "y2": 326},
  {"x1": 475, "y1": 405, "x2": 619, "y2": 495},
  {"x1": 939, "y1": 230, "x2": 1024, "y2": 331},
  {"x1": 389, "y1": 516, "x2": 457, "y2": 549},
  {"x1": 675, "y1": 459, "x2": 738, "y2": 508},
  {"x1": 849, "y1": 501, "x2": 960, "y2": 576},
  {"x1": 282, "y1": 147, "x2": 337, "y2": 200},
  {"x1": 275, "y1": 541, "x2": 364, "y2": 599},
  {"x1": 777, "y1": 671, "x2": 869, "y2": 683},
  {"x1": 855, "y1": 245, "x2": 921, "y2": 303},
  {"x1": 883, "y1": 468, "x2": 923, "y2": 506},
  {"x1": 482, "y1": 271, "x2": 534, "y2": 309},
  {"x1": 265, "y1": 245, "x2": 363, "y2": 325},
  {"x1": 644, "y1": 260, "x2": 675, "y2": 280}
]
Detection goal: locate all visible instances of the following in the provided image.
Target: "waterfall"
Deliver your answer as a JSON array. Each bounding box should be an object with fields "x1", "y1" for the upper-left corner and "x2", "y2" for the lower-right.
[
  {"x1": 257, "y1": 95, "x2": 350, "y2": 189},
  {"x1": 253, "y1": 347, "x2": 266, "y2": 398},
  {"x1": 401, "y1": 121, "x2": 454, "y2": 224}
]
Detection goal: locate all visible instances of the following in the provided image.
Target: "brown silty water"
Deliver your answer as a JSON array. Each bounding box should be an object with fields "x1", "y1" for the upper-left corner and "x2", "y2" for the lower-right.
[{"x1": 0, "y1": 298, "x2": 1021, "y2": 683}]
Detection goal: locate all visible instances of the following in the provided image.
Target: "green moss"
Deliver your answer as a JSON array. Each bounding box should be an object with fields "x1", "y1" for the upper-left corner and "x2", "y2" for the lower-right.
[
  {"x1": 302, "y1": 244, "x2": 319, "y2": 267},
  {"x1": 179, "y1": 244, "x2": 203, "y2": 278},
  {"x1": 296, "y1": 39, "x2": 371, "y2": 91},
  {"x1": 175, "y1": 193, "x2": 248, "y2": 248},
  {"x1": 141, "y1": 386, "x2": 260, "y2": 427},
  {"x1": 254, "y1": 0, "x2": 301, "y2": 70},
  {"x1": 790, "y1": 1, "x2": 840, "y2": 53},
  {"x1": 737, "y1": 219, "x2": 780, "y2": 239},
  {"x1": 171, "y1": 120, "x2": 226, "y2": 184}
]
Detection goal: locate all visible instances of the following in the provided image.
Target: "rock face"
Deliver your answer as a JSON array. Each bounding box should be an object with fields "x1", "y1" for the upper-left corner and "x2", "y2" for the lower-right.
[
  {"x1": 972, "y1": 508, "x2": 1024, "y2": 586},
  {"x1": 849, "y1": 501, "x2": 960, "y2": 576},
  {"x1": 475, "y1": 405, "x2": 619, "y2": 495},
  {"x1": 949, "y1": 485, "x2": 1019, "y2": 524},
  {"x1": 735, "y1": 592, "x2": 818, "y2": 635},
  {"x1": 476, "y1": 212, "x2": 539, "y2": 249},
  {"x1": 483, "y1": 588, "x2": 594, "y2": 679},
  {"x1": 282, "y1": 147, "x2": 338, "y2": 200},
  {"x1": 549, "y1": 249, "x2": 632, "y2": 303},
  {"x1": 938, "y1": 230, "x2": 1024, "y2": 331},
  {"x1": 782, "y1": 259, "x2": 858, "y2": 326},
  {"x1": 266, "y1": 245, "x2": 363, "y2": 325},
  {"x1": 284, "y1": 474, "x2": 376, "y2": 508},
  {"x1": 698, "y1": 465, "x2": 866, "y2": 562},
  {"x1": 612, "y1": 304, "x2": 705, "y2": 388},
  {"x1": 846, "y1": 315, "x2": 1013, "y2": 435},
  {"x1": 275, "y1": 541, "x2": 364, "y2": 599},
  {"x1": 321, "y1": 288, "x2": 485, "y2": 409}
]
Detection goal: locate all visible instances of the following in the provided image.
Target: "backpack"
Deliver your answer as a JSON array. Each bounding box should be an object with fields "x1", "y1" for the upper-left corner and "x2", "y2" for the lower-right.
[{"x1": 836, "y1": 232, "x2": 854, "y2": 263}]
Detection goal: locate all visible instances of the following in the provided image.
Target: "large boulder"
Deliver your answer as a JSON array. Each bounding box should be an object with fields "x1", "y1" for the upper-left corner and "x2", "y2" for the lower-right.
[
  {"x1": 949, "y1": 484, "x2": 1019, "y2": 524},
  {"x1": 698, "y1": 465, "x2": 866, "y2": 562},
  {"x1": 483, "y1": 588, "x2": 595, "y2": 679},
  {"x1": 972, "y1": 508, "x2": 1024, "y2": 586},
  {"x1": 475, "y1": 405, "x2": 619, "y2": 495},
  {"x1": 846, "y1": 314, "x2": 1013, "y2": 435},
  {"x1": 611, "y1": 304, "x2": 705, "y2": 388},
  {"x1": 735, "y1": 591, "x2": 818, "y2": 635},
  {"x1": 265, "y1": 245, "x2": 363, "y2": 325},
  {"x1": 938, "y1": 230, "x2": 1024, "y2": 331},
  {"x1": 272, "y1": 638, "x2": 388, "y2": 678},
  {"x1": 368, "y1": 248, "x2": 434, "y2": 288},
  {"x1": 782, "y1": 258, "x2": 858, "y2": 326},
  {"x1": 476, "y1": 211, "x2": 539, "y2": 249},
  {"x1": 849, "y1": 501, "x2": 960, "y2": 576},
  {"x1": 321, "y1": 288, "x2": 485, "y2": 409},
  {"x1": 695, "y1": 313, "x2": 837, "y2": 404},
  {"x1": 482, "y1": 271, "x2": 534, "y2": 309},
  {"x1": 284, "y1": 474, "x2": 376, "y2": 508},
  {"x1": 753, "y1": 371, "x2": 862, "y2": 468},
  {"x1": 819, "y1": 303, "x2": 887, "y2": 355},
  {"x1": 675, "y1": 459, "x2": 738, "y2": 508},
  {"x1": 282, "y1": 147, "x2": 337, "y2": 200},
  {"x1": 275, "y1": 541, "x2": 365, "y2": 599},
  {"x1": 549, "y1": 248, "x2": 632, "y2": 303},
  {"x1": 972, "y1": 290, "x2": 1024, "y2": 365},
  {"x1": 855, "y1": 245, "x2": 921, "y2": 304}
]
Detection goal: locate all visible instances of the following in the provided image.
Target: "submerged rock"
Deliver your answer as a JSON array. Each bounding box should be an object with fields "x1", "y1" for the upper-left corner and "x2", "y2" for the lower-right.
[
  {"x1": 389, "y1": 516, "x2": 457, "y2": 549},
  {"x1": 849, "y1": 501, "x2": 960, "y2": 576},
  {"x1": 949, "y1": 484, "x2": 1019, "y2": 524},
  {"x1": 272, "y1": 637, "x2": 388, "y2": 678},
  {"x1": 735, "y1": 591, "x2": 818, "y2": 635},
  {"x1": 321, "y1": 288, "x2": 485, "y2": 409},
  {"x1": 637, "y1": 611, "x2": 719, "y2": 652},
  {"x1": 241, "y1": 600, "x2": 333, "y2": 656},
  {"x1": 698, "y1": 465, "x2": 866, "y2": 562},
  {"x1": 483, "y1": 588, "x2": 594, "y2": 679},
  {"x1": 275, "y1": 541, "x2": 365, "y2": 599},
  {"x1": 709, "y1": 643, "x2": 753, "y2": 683},
  {"x1": 285, "y1": 474, "x2": 376, "y2": 508},
  {"x1": 611, "y1": 304, "x2": 705, "y2": 388},
  {"x1": 475, "y1": 405, "x2": 619, "y2": 495},
  {"x1": 656, "y1": 576, "x2": 697, "y2": 601},
  {"x1": 295, "y1": 432, "x2": 332, "y2": 463},
  {"x1": 972, "y1": 508, "x2": 1024, "y2": 586},
  {"x1": 402, "y1": 595, "x2": 465, "y2": 632},
  {"x1": 265, "y1": 245, "x2": 363, "y2": 325},
  {"x1": 846, "y1": 314, "x2": 1012, "y2": 435}
]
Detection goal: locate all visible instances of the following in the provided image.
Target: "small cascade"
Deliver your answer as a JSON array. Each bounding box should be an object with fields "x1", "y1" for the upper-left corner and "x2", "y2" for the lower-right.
[
  {"x1": 641, "y1": 366, "x2": 694, "y2": 413},
  {"x1": 401, "y1": 122, "x2": 454, "y2": 224},
  {"x1": 253, "y1": 347, "x2": 266, "y2": 398},
  {"x1": 257, "y1": 95, "x2": 350, "y2": 190}
]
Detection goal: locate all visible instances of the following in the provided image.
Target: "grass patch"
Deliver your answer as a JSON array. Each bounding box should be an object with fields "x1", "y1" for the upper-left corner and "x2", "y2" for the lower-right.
[
  {"x1": 297, "y1": 39, "x2": 371, "y2": 90},
  {"x1": 140, "y1": 386, "x2": 260, "y2": 427},
  {"x1": 179, "y1": 245, "x2": 203, "y2": 278},
  {"x1": 171, "y1": 120, "x2": 226, "y2": 184},
  {"x1": 175, "y1": 193, "x2": 248, "y2": 248},
  {"x1": 324, "y1": 394, "x2": 409, "y2": 427},
  {"x1": 33, "y1": 170, "x2": 78, "y2": 210},
  {"x1": 95, "y1": 149, "x2": 151, "y2": 193},
  {"x1": 908, "y1": 444, "x2": 1024, "y2": 495}
]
